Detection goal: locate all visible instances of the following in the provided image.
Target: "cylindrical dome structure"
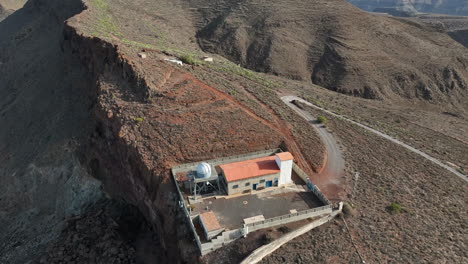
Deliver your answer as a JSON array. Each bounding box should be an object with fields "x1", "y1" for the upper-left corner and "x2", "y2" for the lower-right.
[{"x1": 196, "y1": 162, "x2": 212, "y2": 179}]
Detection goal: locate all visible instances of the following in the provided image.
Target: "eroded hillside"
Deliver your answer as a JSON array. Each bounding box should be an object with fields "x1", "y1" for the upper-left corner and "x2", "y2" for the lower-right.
[
  {"x1": 1, "y1": 0, "x2": 326, "y2": 262},
  {"x1": 192, "y1": 0, "x2": 468, "y2": 103}
]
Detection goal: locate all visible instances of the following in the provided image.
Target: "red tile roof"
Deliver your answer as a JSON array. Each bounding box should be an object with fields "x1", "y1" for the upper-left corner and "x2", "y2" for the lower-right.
[
  {"x1": 276, "y1": 152, "x2": 294, "y2": 161},
  {"x1": 220, "y1": 156, "x2": 280, "y2": 182},
  {"x1": 200, "y1": 211, "x2": 222, "y2": 232}
]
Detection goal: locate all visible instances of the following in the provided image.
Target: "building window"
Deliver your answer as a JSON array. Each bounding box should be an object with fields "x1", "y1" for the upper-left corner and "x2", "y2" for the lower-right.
[
  {"x1": 260, "y1": 179, "x2": 265, "y2": 183},
  {"x1": 245, "y1": 182, "x2": 250, "y2": 187},
  {"x1": 233, "y1": 185, "x2": 239, "y2": 189}
]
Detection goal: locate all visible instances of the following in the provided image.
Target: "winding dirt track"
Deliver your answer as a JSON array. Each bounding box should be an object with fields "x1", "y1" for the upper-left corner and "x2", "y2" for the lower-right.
[
  {"x1": 281, "y1": 96, "x2": 346, "y2": 201},
  {"x1": 282, "y1": 96, "x2": 468, "y2": 183}
]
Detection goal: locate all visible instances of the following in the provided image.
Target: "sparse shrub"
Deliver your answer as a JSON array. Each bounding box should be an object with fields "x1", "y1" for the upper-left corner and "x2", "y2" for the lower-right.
[
  {"x1": 135, "y1": 117, "x2": 144, "y2": 122},
  {"x1": 388, "y1": 202, "x2": 402, "y2": 214},
  {"x1": 180, "y1": 55, "x2": 201, "y2": 66},
  {"x1": 317, "y1": 116, "x2": 327, "y2": 124},
  {"x1": 342, "y1": 202, "x2": 357, "y2": 217},
  {"x1": 236, "y1": 242, "x2": 248, "y2": 255},
  {"x1": 278, "y1": 226, "x2": 291, "y2": 233},
  {"x1": 262, "y1": 232, "x2": 275, "y2": 244}
]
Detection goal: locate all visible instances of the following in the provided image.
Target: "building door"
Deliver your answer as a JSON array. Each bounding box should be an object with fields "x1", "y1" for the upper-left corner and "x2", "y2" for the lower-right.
[
  {"x1": 266, "y1": 181, "x2": 273, "y2": 188},
  {"x1": 253, "y1": 184, "x2": 257, "y2": 190}
]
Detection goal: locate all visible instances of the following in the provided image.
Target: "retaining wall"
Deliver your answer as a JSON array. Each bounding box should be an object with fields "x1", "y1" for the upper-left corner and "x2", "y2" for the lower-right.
[
  {"x1": 292, "y1": 163, "x2": 331, "y2": 205},
  {"x1": 200, "y1": 228, "x2": 244, "y2": 255},
  {"x1": 246, "y1": 205, "x2": 333, "y2": 232},
  {"x1": 171, "y1": 171, "x2": 204, "y2": 254}
]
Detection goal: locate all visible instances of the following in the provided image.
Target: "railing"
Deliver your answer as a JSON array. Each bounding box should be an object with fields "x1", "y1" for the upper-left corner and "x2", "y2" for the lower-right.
[{"x1": 246, "y1": 204, "x2": 333, "y2": 232}]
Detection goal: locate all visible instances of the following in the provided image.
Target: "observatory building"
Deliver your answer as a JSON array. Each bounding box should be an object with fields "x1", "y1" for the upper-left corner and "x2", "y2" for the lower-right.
[
  {"x1": 181, "y1": 152, "x2": 294, "y2": 198},
  {"x1": 171, "y1": 149, "x2": 334, "y2": 256},
  {"x1": 219, "y1": 152, "x2": 294, "y2": 195}
]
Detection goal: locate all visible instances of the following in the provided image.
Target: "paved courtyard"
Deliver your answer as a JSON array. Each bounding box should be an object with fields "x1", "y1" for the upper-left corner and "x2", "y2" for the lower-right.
[{"x1": 192, "y1": 187, "x2": 324, "y2": 229}]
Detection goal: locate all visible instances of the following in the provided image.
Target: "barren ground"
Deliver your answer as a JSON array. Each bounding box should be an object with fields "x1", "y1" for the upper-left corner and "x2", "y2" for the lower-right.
[{"x1": 260, "y1": 102, "x2": 467, "y2": 263}]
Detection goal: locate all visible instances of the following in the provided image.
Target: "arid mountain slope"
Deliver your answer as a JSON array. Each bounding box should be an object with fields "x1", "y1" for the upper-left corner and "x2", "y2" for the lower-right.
[
  {"x1": 192, "y1": 0, "x2": 468, "y2": 103},
  {"x1": 2, "y1": 0, "x2": 327, "y2": 262},
  {"x1": 349, "y1": 0, "x2": 468, "y2": 16}
]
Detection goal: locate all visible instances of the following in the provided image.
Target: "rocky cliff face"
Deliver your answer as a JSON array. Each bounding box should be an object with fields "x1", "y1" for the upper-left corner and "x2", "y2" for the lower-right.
[
  {"x1": 0, "y1": 0, "x2": 104, "y2": 262},
  {"x1": 348, "y1": 0, "x2": 468, "y2": 16}
]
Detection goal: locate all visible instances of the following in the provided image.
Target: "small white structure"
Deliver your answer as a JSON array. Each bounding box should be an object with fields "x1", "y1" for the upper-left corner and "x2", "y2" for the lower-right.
[
  {"x1": 138, "y1": 52, "x2": 147, "y2": 59},
  {"x1": 164, "y1": 58, "x2": 183, "y2": 66},
  {"x1": 202, "y1": 56, "x2": 214, "y2": 62},
  {"x1": 275, "y1": 152, "x2": 293, "y2": 185},
  {"x1": 196, "y1": 162, "x2": 212, "y2": 179}
]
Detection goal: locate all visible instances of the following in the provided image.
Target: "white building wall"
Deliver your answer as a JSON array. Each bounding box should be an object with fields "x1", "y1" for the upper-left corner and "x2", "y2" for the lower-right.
[
  {"x1": 225, "y1": 172, "x2": 280, "y2": 195},
  {"x1": 276, "y1": 156, "x2": 293, "y2": 185}
]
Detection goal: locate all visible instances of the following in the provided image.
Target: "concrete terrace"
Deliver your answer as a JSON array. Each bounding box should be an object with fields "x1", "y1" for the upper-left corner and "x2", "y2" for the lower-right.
[{"x1": 191, "y1": 186, "x2": 324, "y2": 230}]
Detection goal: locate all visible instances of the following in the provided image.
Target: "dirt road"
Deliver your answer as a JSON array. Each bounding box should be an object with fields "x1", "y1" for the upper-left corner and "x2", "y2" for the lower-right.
[
  {"x1": 282, "y1": 96, "x2": 468, "y2": 183},
  {"x1": 281, "y1": 96, "x2": 346, "y2": 200}
]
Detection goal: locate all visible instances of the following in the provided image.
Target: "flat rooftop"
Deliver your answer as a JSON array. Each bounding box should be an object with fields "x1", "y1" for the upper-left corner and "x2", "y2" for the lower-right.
[
  {"x1": 200, "y1": 211, "x2": 222, "y2": 232},
  {"x1": 191, "y1": 186, "x2": 324, "y2": 230}
]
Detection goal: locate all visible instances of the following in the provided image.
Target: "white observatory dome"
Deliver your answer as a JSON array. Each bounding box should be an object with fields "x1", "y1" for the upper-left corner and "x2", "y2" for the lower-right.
[{"x1": 196, "y1": 162, "x2": 212, "y2": 179}]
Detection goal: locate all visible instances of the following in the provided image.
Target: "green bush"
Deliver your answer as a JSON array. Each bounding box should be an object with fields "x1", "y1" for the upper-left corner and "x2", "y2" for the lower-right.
[
  {"x1": 180, "y1": 55, "x2": 201, "y2": 66},
  {"x1": 135, "y1": 117, "x2": 144, "y2": 122},
  {"x1": 388, "y1": 202, "x2": 402, "y2": 214},
  {"x1": 342, "y1": 202, "x2": 357, "y2": 217},
  {"x1": 317, "y1": 116, "x2": 327, "y2": 124}
]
